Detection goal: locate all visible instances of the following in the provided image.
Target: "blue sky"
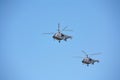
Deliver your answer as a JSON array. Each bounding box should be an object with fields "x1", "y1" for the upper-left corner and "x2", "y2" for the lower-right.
[{"x1": 0, "y1": 0, "x2": 120, "y2": 80}]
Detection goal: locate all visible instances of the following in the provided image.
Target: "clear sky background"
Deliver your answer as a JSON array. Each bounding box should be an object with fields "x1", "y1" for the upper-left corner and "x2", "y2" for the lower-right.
[{"x1": 0, "y1": 0, "x2": 120, "y2": 80}]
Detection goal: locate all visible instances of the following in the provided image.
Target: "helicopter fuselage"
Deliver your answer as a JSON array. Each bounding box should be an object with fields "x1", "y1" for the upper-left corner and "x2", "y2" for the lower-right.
[
  {"x1": 52, "y1": 32, "x2": 72, "y2": 43},
  {"x1": 82, "y1": 57, "x2": 99, "y2": 66}
]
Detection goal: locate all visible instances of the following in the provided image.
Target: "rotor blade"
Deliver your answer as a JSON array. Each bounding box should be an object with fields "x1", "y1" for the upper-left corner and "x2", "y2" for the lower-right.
[
  {"x1": 72, "y1": 56, "x2": 84, "y2": 58},
  {"x1": 58, "y1": 23, "x2": 60, "y2": 32},
  {"x1": 62, "y1": 26, "x2": 73, "y2": 32},
  {"x1": 89, "y1": 53, "x2": 101, "y2": 56},
  {"x1": 64, "y1": 29, "x2": 73, "y2": 32},
  {"x1": 43, "y1": 32, "x2": 54, "y2": 34},
  {"x1": 81, "y1": 50, "x2": 88, "y2": 55},
  {"x1": 62, "y1": 26, "x2": 68, "y2": 31}
]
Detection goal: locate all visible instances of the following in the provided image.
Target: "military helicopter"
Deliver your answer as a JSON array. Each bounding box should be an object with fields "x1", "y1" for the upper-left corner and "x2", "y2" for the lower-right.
[
  {"x1": 44, "y1": 23, "x2": 72, "y2": 43},
  {"x1": 81, "y1": 50, "x2": 100, "y2": 66},
  {"x1": 74, "y1": 50, "x2": 100, "y2": 66}
]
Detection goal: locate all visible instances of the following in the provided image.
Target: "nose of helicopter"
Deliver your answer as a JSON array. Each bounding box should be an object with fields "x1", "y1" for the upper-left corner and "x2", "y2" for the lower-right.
[
  {"x1": 52, "y1": 35, "x2": 55, "y2": 39},
  {"x1": 82, "y1": 60, "x2": 84, "y2": 63}
]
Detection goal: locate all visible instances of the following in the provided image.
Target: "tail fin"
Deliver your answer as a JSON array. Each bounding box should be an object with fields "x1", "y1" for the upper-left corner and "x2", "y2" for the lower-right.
[
  {"x1": 95, "y1": 60, "x2": 99, "y2": 63},
  {"x1": 68, "y1": 36, "x2": 72, "y2": 39}
]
